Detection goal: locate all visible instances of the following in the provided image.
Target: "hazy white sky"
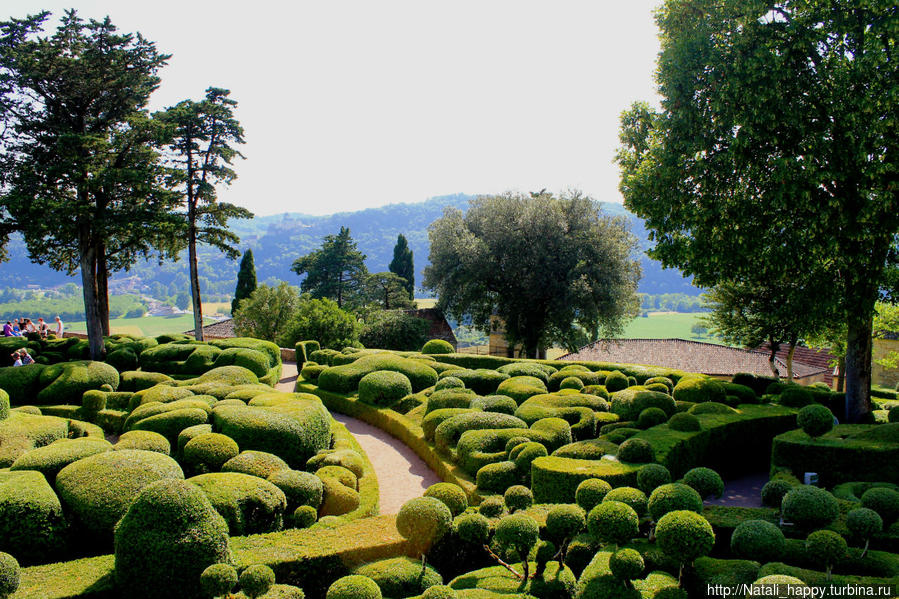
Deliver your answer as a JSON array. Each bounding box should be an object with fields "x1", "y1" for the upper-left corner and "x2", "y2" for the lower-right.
[{"x1": 14, "y1": 1, "x2": 663, "y2": 216}]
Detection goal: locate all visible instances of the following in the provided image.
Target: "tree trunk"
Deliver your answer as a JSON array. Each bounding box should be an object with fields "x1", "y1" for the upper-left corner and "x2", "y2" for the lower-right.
[
  {"x1": 836, "y1": 357, "x2": 845, "y2": 393},
  {"x1": 188, "y1": 227, "x2": 204, "y2": 341},
  {"x1": 97, "y1": 242, "x2": 110, "y2": 336},
  {"x1": 767, "y1": 338, "x2": 781, "y2": 379},
  {"x1": 786, "y1": 338, "x2": 797, "y2": 382},
  {"x1": 844, "y1": 313, "x2": 873, "y2": 422},
  {"x1": 79, "y1": 239, "x2": 105, "y2": 361}
]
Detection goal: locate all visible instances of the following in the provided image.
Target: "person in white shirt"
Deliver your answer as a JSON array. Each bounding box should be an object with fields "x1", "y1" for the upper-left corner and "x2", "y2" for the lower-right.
[{"x1": 55, "y1": 316, "x2": 64, "y2": 338}]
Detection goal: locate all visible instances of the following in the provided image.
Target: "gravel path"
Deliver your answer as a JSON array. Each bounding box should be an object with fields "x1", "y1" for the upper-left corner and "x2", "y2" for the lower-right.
[
  {"x1": 278, "y1": 362, "x2": 440, "y2": 514},
  {"x1": 705, "y1": 472, "x2": 767, "y2": 508}
]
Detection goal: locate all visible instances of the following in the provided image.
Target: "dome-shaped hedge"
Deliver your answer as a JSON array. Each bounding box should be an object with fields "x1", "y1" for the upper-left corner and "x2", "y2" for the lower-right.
[
  {"x1": 396, "y1": 497, "x2": 452, "y2": 554},
  {"x1": 559, "y1": 376, "x2": 585, "y2": 391},
  {"x1": 422, "y1": 585, "x2": 456, "y2": 598},
  {"x1": 604, "y1": 371, "x2": 629, "y2": 392},
  {"x1": 354, "y1": 557, "x2": 442, "y2": 599},
  {"x1": 291, "y1": 505, "x2": 318, "y2": 529},
  {"x1": 188, "y1": 472, "x2": 287, "y2": 535},
  {"x1": 668, "y1": 412, "x2": 701, "y2": 432},
  {"x1": 805, "y1": 530, "x2": 847, "y2": 572},
  {"x1": 504, "y1": 485, "x2": 534, "y2": 513},
  {"x1": 422, "y1": 339, "x2": 454, "y2": 355},
  {"x1": 637, "y1": 463, "x2": 672, "y2": 494},
  {"x1": 454, "y1": 512, "x2": 490, "y2": 545},
  {"x1": 423, "y1": 482, "x2": 468, "y2": 517},
  {"x1": 655, "y1": 510, "x2": 715, "y2": 563},
  {"x1": 434, "y1": 377, "x2": 464, "y2": 391},
  {"x1": 609, "y1": 548, "x2": 644, "y2": 581},
  {"x1": 199, "y1": 563, "x2": 237, "y2": 598},
  {"x1": 846, "y1": 507, "x2": 883, "y2": 541},
  {"x1": 617, "y1": 438, "x2": 654, "y2": 463},
  {"x1": 495, "y1": 513, "x2": 539, "y2": 554},
  {"x1": 358, "y1": 371, "x2": 413, "y2": 406},
  {"x1": 56, "y1": 449, "x2": 184, "y2": 538},
  {"x1": 603, "y1": 487, "x2": 648, "y2": 517},
  {"x1": 587, "y1": 501, "x2": 639, "y2": 546},
  {"x1": 0, "y1": 552, "x2": 19, "y2": 599},
  {"x1": 672, "y1": 377, "x2": 726, "y2": 404},
  {"x1": 326, "y1": 575, "x2": 382, "y2": 599},
  {"x1": 240, "y1": 564, "x2": 276, "y2": 599},
  {"x1": 222, "y1": 450, "x2": 290, "y2": 479},
  {"x1": 114, "y1": 479, "x2": 231, "y2": 599},
  {"x1": 478, "y1": 496, "x2": 505, "y2": 518},
  {"x1": 114, "y1": 430, "x2": 171, "y2": 455},
  {"x1": 183, "y1": 433, "x2": 240, "y2": 473},
  {"x1": 761, "y1": 480, "x2": 794, "y2": 508},
  {"x1": 545, "y1": 504, "x2": 586, "y2": 543},
  {"x1": 860, "y1": 487, "x2": 899, "y2": 525},
  {"x1": 731, "y1": 520, "x2": 786, "y2": 562},
  {"x1": 648, "y1": 483, "x2": 703, "y2": 521},
  {"x1": 267, "y1": 470, "x2": 323, "y2": 511},
  {"x1": 318, "y1": 477, "x2": 361, "y2": 517},
  {"x1": 637, "y1": 407, "x2": 668, "y2": 429},
  {"x1": 797, "y1": 404, "x2": 834, "y2": 438},
  {"x1": 576, "y1": 478, "x2": 612, "y2": 511},
  {"x1": 683, "y1": 467, "x2": 724, "y2": 499},
  {"x1": 782, "y1": 486, "x2": 839, "y2": 529}
]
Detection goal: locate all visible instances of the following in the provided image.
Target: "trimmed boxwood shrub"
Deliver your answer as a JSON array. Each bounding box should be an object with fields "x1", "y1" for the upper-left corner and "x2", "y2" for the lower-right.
[
  {"x1": 35, "y1": 360, "x2": 120, "y2": 405},
  {"x1": 56, "y1": 449, "x2": 184, "y2": 538},
  {"x1": 434, "y1": 412, "x2": 527, "y2": 451},
  {"x1": 114, "y1": 479, "x2": 231, "y2": 599},
  {"x1": 637, "y1": 407, "x2": 668, "y2": 429},
  {"x1": 587, "y1": 500, "x2": 639, "y2": 545},
  {"x1": 300, "y1": 363, "x2": 326, "y2": 381},
  {"x1": 645, "y1": 376, "x2": 674, "y2": 391},
  {"x1": 358, "y1": 370, "x2": 412, "y2": 406},
  {"x1": 510, "y1": 441, "x2": 547, "y2": 473},
  {"x1": 119, "y1": 371, "x2": 174, "y2": 392},
  {"x1": 576, "y1": 478, "x2": 613, "y2": 511},
  {"x1": 0, "y1": 552, "x2": 18, "y2": 598},
  {"x1": 779, "y1": 386, "x2": 815, "y2": 408},
  {"x1": 496, "y1": 362, "x2": 556, "y2": 383},
  {"x1": 604, "y1": 370, "x2": 629, "y2": 392},
  {"x1": 396, "y1": 497, "x2": 453, "y2": 555},
  {"x1": 426, "y1": 389, "x2": 476, "y2": 414},
  {"x1": 307, "y1": 449, "x2": 365, "y2": 479},
  {"x1": 354, "y1": 557, "x2": 442, "y2": 598},
  {"x1": 617, "y1": 438, "x2": 654, "y2": 463},
  {"x1": 668, "y1": 412, "x2": 701, "y2": 432},
  {"x1": 688, "y1": 401, "x2": 737, "y2": 415},
  {"x1": 781, "y1": 486, "x2": 839, "y2": 530},
  {"x1": 805, "y1": 530, "x2": 847, "y2": 577},
  {"x1": 609, "y1": 547, "x2": 644, "y2": 581},
  {"x1": 797, "y1": 404, "x2": 834, "y2": 438},
  {"x1": 648, "y1": 483, "x2": 703, "y2": 521},
  {"x1": 730, "y1": 520, "x2": 786, "y2": 562},
  {"x1": 223, "y1": 450, "x2": 290, "y2": 478},
  {"x1": 723, "y1": 383, "x2": 757, "y2": 405},
  {"x1": 672, "y1": 376, "x2": 726, "y2": 404},
  {"x1": 434, "y1": 376, "x2": 464, "y2": 391},
  {"x1": 504, "y1": 485, "x2": 534, "y2": 513},
  {"x1": 495, "y1": 376, "x2": 548, "y2": 404},
  {"x1": 846, "y1": 508, "x2": 882, "y2": 553},
  {"x1": 545, "y1": 504, "x2": 586, "y2": 545},
  {"x1": 326, "y1": 575, "x2": 382, "y2": 599},
  {"x1": 449, "y1": 369, "x2": 510, "y2": 395},
  {"x1": 476, "y1": 460, "x2": 520, "y2": 493},
  {"x1": 424, "y1": 482, "x2": 468, "y2": 517},
  {"x1": 0, "y1": 471, "x2": 69, "y2": 564},
  {"x1": 495, "y1": 513, "x2": 540, "y2": 567},
  {"x1": 603, "y1": 487, "x2": 647, "y2": 516},
  {"x1": 611, "y1": 387, "x2": 675, "y2": 421},
  {"x1": 189, "y1": 472, "x2": 287, "y2": 535},
  {"x1": 655, "y1": 510, "x2": 715, "y2": 564},
  {"x1": 318, "y1": 476, "x2": 361, "y2": 517},
  {"x1": 268, "y1": 470, "x2": 323, "y2": 511},
  {"x1": 132, "y1": 407, "x2": 210, "y2": 447},
  {"x1": 637, "y1": 463, "x2": 672, "y2": 494},
  {"x1": 115, "y1": 430, "x2": 171, "y2": 455},
  {"x1": 761, "y1": 480, "x2": 794, "y2": 508},
  {"x1": 10, "y1": 437, "x2": 112, "y2": 483},
  {"x1": 422, "y1": 339, "x2": 455, "y2": 354},
  {"x1": 683, "y1": 467, "x2": 725, "y2": 499},
  {"x1": 559, "y1": 376, "x2": 585, "y2": 391},
  {"x1": 860, "y1": 487, "x2": 899, "y2": 525},
  {"x1": 318, "y1": 354, "x2": 438, "y2": 394},
  {"x1": 240, "y1": 564, "x2": 276, "y2": 599},
  {"x1": 200, "y1": 563, "x2": 238, "y2": 598},
  {"x1": 478, "y1": 495, "x2": 505, "y2": 518},
  {"x1": 470, "y1": 395, "x2": 518, "y2": 415},
  {"x1": 183, "y1": 433, "x2": 240, "y2": 473}
]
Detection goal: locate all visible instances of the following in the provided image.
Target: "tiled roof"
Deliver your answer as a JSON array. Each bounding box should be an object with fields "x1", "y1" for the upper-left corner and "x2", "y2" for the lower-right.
[
  {"x1": 756, "y1": 342, "x2": 837, "y2": 386},
  {"x1": 404, "y1": 308, "x2": 457, "y2": 347},
  {"x1": 184, "y1": 318, "x2": 235, "y2": 338},
  {"x1": 561, "y1": 338, "x2": 829, "y2": 379}
]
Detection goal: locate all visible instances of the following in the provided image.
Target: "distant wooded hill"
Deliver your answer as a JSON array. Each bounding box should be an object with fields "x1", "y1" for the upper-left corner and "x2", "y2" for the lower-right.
[{"x1": 0, "y1": 194, "x2": 699, "y2": 297}]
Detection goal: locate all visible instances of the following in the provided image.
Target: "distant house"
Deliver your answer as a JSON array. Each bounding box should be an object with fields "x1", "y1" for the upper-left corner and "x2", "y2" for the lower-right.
[
  {"x1": 184, "y1": 318, "x2": 235, "y2": 340},
  {"x1": 561, "y1": 338, "x2": 831, "y2": 384},
  {"x1": 404, "y1": 308, "x2": 457, "y2": 349},
  {"x1": 756, "y1": 342, "x2": 838, "y2": 387}
]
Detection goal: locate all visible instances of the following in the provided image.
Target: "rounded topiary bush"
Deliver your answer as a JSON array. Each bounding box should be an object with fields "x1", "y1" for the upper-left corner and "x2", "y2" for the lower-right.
[
  {"x1": 291, "y1": 505, "x2": 318, "y2": 529},
  {"x1": 326, "y1": 575, "x2": 382, "y2": 599},
  {"x1": 0, "y1": 552, "x2": 19, "y2": 599},
  {"x1": 683, "y1": 467, "x2": 725, "y2": 499},
  {"x1": 81, "y1": 389, "x2": 107, "y2": 415},
  {"x1": 358, "y1": 370, "x2": 413, "y2": 406},
  {"x1": 559, "y1": 376, "x2": 584, "y2": 391},
  {"x1": 604, "y1": 371, "x2": 629, "y2": 392},
  {"x1": 495, "y1": 513, "x2": 539, "y2": 557},
  {"x1": 115, "y1": 430, "x2": 171, "y2": 455},
  {"x1": 478, "y1": 496, "x2": 505, "y2": 518},
  {"x1": 56, "y1": 449, "x2": 184, "y2": 538},
  {"x1": 545, "y1": 504, "x2": 586, "y2": 544},
  {"x1": 860, "y1": 487, "x2": 899, "y2": 525},
  {"x1": 576, "y1": 478, "x2": 612, "y2": 511},
  {"x1": 797, "y1": 404, "x2": 834, "y2": 438},
  {"x1": 648, "y1": 483, "x2": 703, "y2": 521},
  {"x1": 637, "y1": 463, "x2": 672, "y2": 494},
  {"x1": 114, "y1": 479, "x2": 231, "y2": 599},
  {"x1": 888, "y1": 406, "x2": 899, "y2": 423},
  {"x1": 200, "y1": 563, "x2": 237, "y2": 599},
  {"x1": 424, "y1": 482, "x2": 468, "y2": 517},
  {"x1": 749, "y1": 576, "x2": 806, "y2": 594},
  {"x1": 603, "y1": 487, "x2": 647, "y2": 517},
  {"x1": 609, "y1": 548, "x2": 644, "y2": 581},
  {"x1": 454, "y1": 512, "x2": 490, "y2": 545},
  {"x1": 434, "y1": 376, "x2": 464, "y2": 391},
  {"x1": 183, "y1": 433, "x2": 240, "y2": 473},
  {"x1": 805, "y1": 530, "x2": 847, "y2": 576},
  {"x1": 318, "y1": 477, "x2": 361, "y2": 517},
  {"x1": 655, "y1": 510, "x2": 715, "y2": 564},
  {"x1": 761, "y1": 480, "x2": 794, "y2": 508},
  {"x1": 637, "y1": 407, "x2": 668, "y2": 429},
  {"x1": 268, "y1": 470, "x2": 324, "y2": 510},
  {"x1": 616, "y1": 438, "x2": 654, "y2": 463},
  {"x1": 505, "y1": 436, "x2": 531, "y2": 456},
  {"x1": 222, "y1": 450, "x2": 290, "y2": 479},
  {"x1": 731, "y1": 520, "x2": 786, "y2": 562},
  {"x1": 587, "y1": 500, "x2": 639, "y2": 546},
  {"x1": 354, "y1": 557, "x2": 442, "y2": 599},
  {"x1": 782, "y1": 486, "x2": 840, "y2": 529},
  {"x1": 396, "y1": 497, "x2": 452, "y2": 555},
  {"x1": 504, "y1": 485, "x2": 534, "y2": 513},
  {"x1": 240, "y1": 564, "x2": 276, "y2": 599},
  {"x1": 668, "y1": 412, "x2": 701, "y2": 432},
  {"x1": 511, "y1": 442, "x2": 547, "y2": 474},
  {"x1": 672, "y1": 377, "x2": 726, "y2": 404},
  {"x1": 422, "y1": 585, "x2": 456, "y2": 598},
  {"x1": 422, "y1": 339, "x2": 454, "y2": 355},
  {"x1": 189, "y1": 472, "x2": 287, "y2": 536},
  {"x1": 846, "y1": 508, "x2": 883, "y2": 543}
]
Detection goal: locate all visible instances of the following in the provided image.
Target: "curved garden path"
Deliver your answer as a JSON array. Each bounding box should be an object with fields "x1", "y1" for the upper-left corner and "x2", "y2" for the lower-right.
[{"x1": 277, "y1": 362, "x2": 441, "y2": 514}]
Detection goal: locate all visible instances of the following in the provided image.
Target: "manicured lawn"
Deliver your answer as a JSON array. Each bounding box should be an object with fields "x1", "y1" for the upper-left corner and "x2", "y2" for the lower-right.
[{"x1": 66, "y1": 314, "x2": 216, "y2": 337}]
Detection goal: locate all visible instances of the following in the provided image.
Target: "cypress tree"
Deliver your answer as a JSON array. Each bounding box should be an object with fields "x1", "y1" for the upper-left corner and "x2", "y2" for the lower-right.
[
  {"x1": 389, "y1": 234, "x2": 415, "y2": 300},
  {"x1": 232, "y1": 249, "x2": 257, "y2": 315}
]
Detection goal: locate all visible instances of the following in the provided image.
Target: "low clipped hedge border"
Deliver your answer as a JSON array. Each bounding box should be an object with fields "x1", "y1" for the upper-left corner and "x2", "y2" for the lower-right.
[
  {"x1": 297, "y1": 381, "x2": 481, "y2": 502},
  {"x1": 328, "y1": 418, "x2": 380, "y2": 523},
  {"x1": 13, "y1": 515, "x2": 411, "y2": 599}
]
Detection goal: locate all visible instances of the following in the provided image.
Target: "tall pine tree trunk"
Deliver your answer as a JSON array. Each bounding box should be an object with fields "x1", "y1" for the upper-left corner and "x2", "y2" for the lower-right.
[
  {"x1": 189, "y1": 221, "x2": 204, "y2": 341},
  {"x1": 97, "y1": 242, "x2": 110, "y2": 336},
  {"x1": 786, "y1": 337, "x2": 797, "y2": 381},
  {"x1": 79, "y1": 231, "x2": 104, "y2": 360},
  {"x1": 844, "y1": 312, "x2": 873, "y2": 422}
]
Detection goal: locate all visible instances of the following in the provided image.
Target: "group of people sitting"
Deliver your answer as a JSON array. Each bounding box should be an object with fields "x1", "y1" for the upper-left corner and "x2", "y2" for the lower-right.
[
  {"x1": 3, "y1": 316, "x2": 64, "y2": 339},
  {"x1": 10, "y1": 347, "x2": 35, "y2": 366}
]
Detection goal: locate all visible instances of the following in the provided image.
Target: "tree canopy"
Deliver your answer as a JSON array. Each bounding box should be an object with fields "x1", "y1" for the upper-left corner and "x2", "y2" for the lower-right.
[
  {"x1": 291, "y1": 226, "x2": 367, "y2": 309},
  {"x1": 232, "y1": 249, "x2": 257, "y2": 315},
  {"x1": 389, "y1": 234, "x2": 415, "y2": 299},
  {"x1": 424, "y1": 191, "x2": 641, "y2": 358},
  {"x1": 0, "y1": 10, "x2": 180, "y2": 358},
  {"x1": 617, "y1": 0, "x2": 898, "y2": 420}
]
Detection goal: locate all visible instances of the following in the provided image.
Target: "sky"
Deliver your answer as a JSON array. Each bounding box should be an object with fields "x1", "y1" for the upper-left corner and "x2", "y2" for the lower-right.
[{"x1": 13, "y1": 1, "x2": 663, "y2": 217}]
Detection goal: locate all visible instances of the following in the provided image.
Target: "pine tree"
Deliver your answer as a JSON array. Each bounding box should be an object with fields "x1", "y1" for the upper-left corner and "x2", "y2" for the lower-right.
[
  {"x1": 232, "y1": 249, "x2": 257, "y2": 315},
  {"x1": 291, "y1": 227, "x2": 367, "y2": 309},
  {"x1": 389, "y1": 234, "x2": 415, "y2": 300}
]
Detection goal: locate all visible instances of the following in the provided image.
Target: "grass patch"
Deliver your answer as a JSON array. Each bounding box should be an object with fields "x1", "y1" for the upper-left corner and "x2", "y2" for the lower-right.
[
  {"x1": 623, "y1": 312, "x2": 714, "y2": 341},
  {"x1": 67, "y1": 314, "x2": 216, "y2": 337}
]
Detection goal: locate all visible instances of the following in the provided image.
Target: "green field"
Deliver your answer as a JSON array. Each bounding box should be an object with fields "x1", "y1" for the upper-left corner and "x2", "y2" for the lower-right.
[
  {"x1": 67, "y1": 314, "x2": 215, "y2": 338},
  {"x1": 623, "y1": 311, "x2": 715, "y2": 341}
]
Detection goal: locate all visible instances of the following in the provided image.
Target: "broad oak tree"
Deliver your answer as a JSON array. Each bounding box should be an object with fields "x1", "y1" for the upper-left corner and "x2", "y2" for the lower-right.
[
  {"x1": 157, "y1": 87, "x2": 252, "y2": 341},
  {"x1": 424, "y1": 191, "x2": 641, "y2": 358},
  {"x1": 617, "y1": 0, "x2": 898, "y2": 421},
  {"x1": 0, "y1": 11, "x2": 179, "y2": 359}
]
